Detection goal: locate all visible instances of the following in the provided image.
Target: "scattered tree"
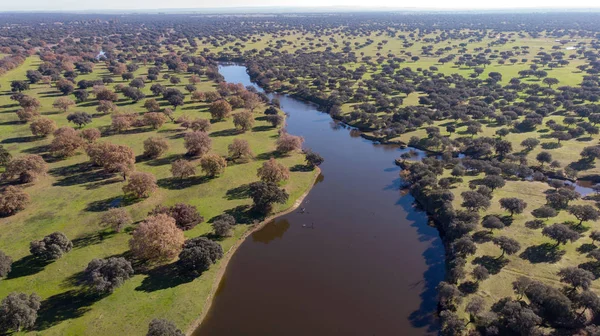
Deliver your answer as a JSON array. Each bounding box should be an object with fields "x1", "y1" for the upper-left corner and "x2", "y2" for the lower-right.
[
  {"x1": 257, "y1": 158, "x2": 290, "y2": 183},
  {"x1": 122, "y1": 172, "x2": 157, "y2": 198},
  {"x1": 129, "y1": 214, "x2": 184, "y2": 262}
]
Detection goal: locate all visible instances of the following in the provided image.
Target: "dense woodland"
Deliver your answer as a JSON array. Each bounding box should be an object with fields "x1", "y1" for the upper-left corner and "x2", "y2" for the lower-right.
[{"x1": 2, "y1": 11, "x2": 600, "y2": 335}]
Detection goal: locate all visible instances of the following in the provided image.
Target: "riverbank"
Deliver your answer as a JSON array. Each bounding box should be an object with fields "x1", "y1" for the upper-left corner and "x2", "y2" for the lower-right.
[{"x1": 185, "y1": 168, "x2": 320, "y2": 335}]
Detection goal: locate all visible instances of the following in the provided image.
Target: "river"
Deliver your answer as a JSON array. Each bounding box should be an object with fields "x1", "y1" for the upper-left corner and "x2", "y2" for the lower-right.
[{"x1": 193, "y1": 64, "x2": 445, "y2": 335}]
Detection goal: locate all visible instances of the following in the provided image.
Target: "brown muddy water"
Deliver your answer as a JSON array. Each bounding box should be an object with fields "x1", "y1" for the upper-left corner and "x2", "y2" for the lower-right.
[{"x1": 193, "y1": 65, "x2": 445, "y2": 335}]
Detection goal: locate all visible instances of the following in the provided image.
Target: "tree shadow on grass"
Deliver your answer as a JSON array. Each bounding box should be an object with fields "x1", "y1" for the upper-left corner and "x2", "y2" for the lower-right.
[
  {"x1": 577, "y1": 243, "x2": 597, "y2": 254},
  {"x1": 472, "y1": 256, "x2": 509, "y2": 274},
  {"x1": 135, "y1": 263, "x2": 195, "y2": 293},
  {"x1": 519, "y1": 243, "x2": 565, "y2": 263},
  {"x1": 157, "y1": 176, "x2": 210, "y2": 190},
  {"x1": 459, "y1": 281, "x2": 479, "y2": 294},
  {"x1": 224, "y1": 205, "x2": 261, "y2": 225},
  {"x1": 0, "y1": 120, "x2": 25, "y2": 126},
  {"x1": 7, "y1": 255, "x2": 51, "y2": 279},
  {"x1": 569, "y1": 159, "x2": 595, "y2": 172},
  {"x1": 144, "y1": 154, "x2": 182, "y2": 167},
  {"x1": 52, "y1": 169, "x2": 114, "y2": 187},
  {"x1": 84, "y1": 177, "x2": 121, "y2": 190},
  {"x1": 290, "y1": 164, "x2": 314, "y2": 172},
  {"x1": 225, "y1": 183, "x2": 251, "y2": 200},
  {"x1": 1, "y1": 135, "x2": 38, "y2": 144},
  {"x1": 255, "y1": 151, "x2": 285, "y2": 161},
  {"x1": 210, "y1": 128, "x2": 241, "y2": 137},
  {"x1": 472, "y1": 230, "x2": 493, "y2": 244},
  {"x1": 85, "y1": 195, "x2": 140, "y2": 212},
  {"x1": 252, "y1": 125, "x2": 272, "y2": 132},
  {"x1": 22, "y1": 144, "x2": 51, "y2": 155},
  {"x1": 579, "y1": 261, "x2": 600, "y2": 278},
  {"x1": 72, "y1": 230, "x2": 116, "y2": 249},
  {"x1": 35, "y1": 289, "x2": 107, "y2": 331}
]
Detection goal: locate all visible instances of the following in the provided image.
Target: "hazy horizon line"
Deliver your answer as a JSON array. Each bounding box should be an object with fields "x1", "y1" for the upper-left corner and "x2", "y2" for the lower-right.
[{"x1": 2, "y1": 5, "x2": 600, "y2": 14}]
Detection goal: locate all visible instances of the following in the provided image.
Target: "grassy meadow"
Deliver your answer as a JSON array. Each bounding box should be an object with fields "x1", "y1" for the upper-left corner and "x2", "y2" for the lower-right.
[{"x1": 0, "y1": 55, "x2": 317, "y2": 335}]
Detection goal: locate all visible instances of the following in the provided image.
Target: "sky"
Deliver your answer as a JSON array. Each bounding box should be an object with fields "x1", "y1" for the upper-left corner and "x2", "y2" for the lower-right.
[{"x1": 1, "y1": 0, "x2": 599, "y2": 11}]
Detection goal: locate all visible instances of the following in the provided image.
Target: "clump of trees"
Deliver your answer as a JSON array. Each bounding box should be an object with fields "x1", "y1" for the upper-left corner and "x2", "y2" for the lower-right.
[
  {"x1": 0, "y1": 292, "x2": 41, "y2": 333},
  {"x1": 86, "y1": 142, "x2": 136, "y2": 179},
  {"x1": 83, "y1": 257, "x2": 134, "y2": 293},
  {"x1": 30, "y1": 232, "x2": 73, "y2": 260}
]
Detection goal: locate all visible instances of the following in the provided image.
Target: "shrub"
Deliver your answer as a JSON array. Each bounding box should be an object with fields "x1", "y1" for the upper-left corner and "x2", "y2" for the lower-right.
[
  {"x1": 146, "y1": 319, "x2": 184, "y2": 336},
  {"x1": 100, "y1": 208, "x2": 132, "y2": 232},
  {"x1": 0, "y1": 250, "x2": 12, "y2": 278}
]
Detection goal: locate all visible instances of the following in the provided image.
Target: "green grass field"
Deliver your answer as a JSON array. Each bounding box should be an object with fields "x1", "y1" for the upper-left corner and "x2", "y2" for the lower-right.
[
  {"x1": 443, "y1": 174, "x2": 600, "y2": 318},
  {"x1": 0, "y1": 56, "x2": 317, "y2": 335}
]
